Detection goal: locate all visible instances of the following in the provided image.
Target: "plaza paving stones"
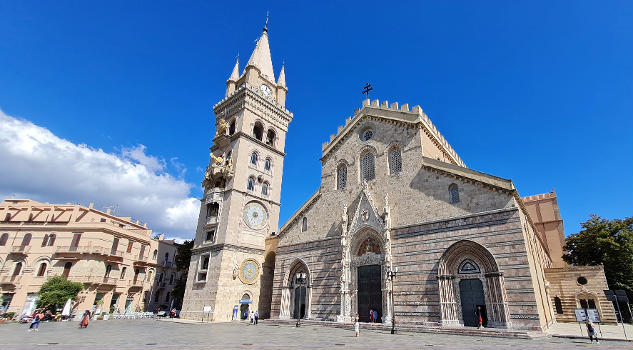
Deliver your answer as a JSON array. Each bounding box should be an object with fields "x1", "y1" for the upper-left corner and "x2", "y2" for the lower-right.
[{"x1": 1, "y1": 319, "x2": 631, "y2": 350}]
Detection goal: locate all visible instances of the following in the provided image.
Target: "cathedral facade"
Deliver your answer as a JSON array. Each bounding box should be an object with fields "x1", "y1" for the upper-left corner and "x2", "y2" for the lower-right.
[{"x1": 181, "y1": 26, "x2": 613, "y2": 332}]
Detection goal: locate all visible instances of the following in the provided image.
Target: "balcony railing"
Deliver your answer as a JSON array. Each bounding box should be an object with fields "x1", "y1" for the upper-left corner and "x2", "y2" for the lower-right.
[
  {"x1": 206, "y1": 216, "x2": 219, "y2": 226},
  {"x1": 0, "y1": 275, "x2": 22, "y2": 285},
  {"x1": 129, "y1": 279, "x2": 144, "y2": 288},
  {"x1": 75, "y1": 275, "x2": 119, "y2": 286},
  {"x1": 10, "y1": 246, "x2": 30, "y2": 254}
]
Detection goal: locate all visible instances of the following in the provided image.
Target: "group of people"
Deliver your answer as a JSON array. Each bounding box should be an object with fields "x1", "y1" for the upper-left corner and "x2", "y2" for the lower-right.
[
  {"x1": 368, "y1": 309, "x2": 379, "y2": 323},
  {"x1": 26, "y1": 310, "x2": 66, "y2": 331},
  {"x1": 245, "y1": 310, "x2": 259, "y2": 325}
]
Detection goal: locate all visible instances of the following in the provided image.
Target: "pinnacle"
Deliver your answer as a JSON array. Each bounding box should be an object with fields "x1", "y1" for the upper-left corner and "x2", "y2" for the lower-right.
[{"x1": 245, "y1": 30, "x2": 275, "y2": 81}]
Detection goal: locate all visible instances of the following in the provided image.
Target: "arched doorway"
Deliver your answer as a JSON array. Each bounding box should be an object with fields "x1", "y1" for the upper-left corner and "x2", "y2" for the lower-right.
[
  {"x1": 258, "y1": 252, "x2": 276, "y2": 319},
  {"x1": 437, "y1": 240, "x2": 510, "y2": 328},
  {"x1": 239, "y1": 293, "x2": 251, "y2": 320},
  {"x1": 280, "y1": 259, "x2": 311, "y2": 320},
  {"x1": 349, "y1": 230, "x2": 386, "y2": 323}
]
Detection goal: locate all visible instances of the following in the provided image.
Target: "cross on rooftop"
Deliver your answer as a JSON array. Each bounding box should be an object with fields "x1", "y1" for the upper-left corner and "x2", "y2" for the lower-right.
[{"x1": 362, "y1": 83, "x2": 373, "y2": 99}]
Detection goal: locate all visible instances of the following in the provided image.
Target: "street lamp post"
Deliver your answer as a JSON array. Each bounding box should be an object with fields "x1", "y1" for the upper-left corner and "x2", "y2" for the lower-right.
[
  {"x1": 386, "y1": 266, "x2": 398, "y2": 334},
  {"x1": 295, "y1": 272, "x2": 307, "y2": 327}
]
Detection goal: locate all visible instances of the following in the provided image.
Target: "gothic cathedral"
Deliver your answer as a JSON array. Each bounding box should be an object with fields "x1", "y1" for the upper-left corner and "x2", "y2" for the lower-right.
[
  {"x1": 180, "y1": 24, "x2": 291, "y2": 321},
  {"x1": 181, "y1": 25, "x2": 615, "y2": 332}
]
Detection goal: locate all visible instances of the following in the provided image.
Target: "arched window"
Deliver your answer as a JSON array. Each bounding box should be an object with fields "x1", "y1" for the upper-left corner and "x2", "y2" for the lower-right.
[
  {"x1": 37, "y1": 262, "x2": 47, "y2": 277},
  {"x1": 266, "y1": 129, "x2": 276, "y2": 146},
  {"x1": 152, "y1": 249, "x2": 158, "y2": 260},
  {"x1": 13, "y1": 262, "x2": 22, "y2": 276},
  {"x1": 146, "y1": 270, "x2": 153, "y2": 282},
  {"x1": 554, "y1": 296, "x2": 563, "y2": 314},
  {"x1": 360, "y1": 152, "x2": 375, "y2": 182},
  {"x1": 48, "y1": 234, "x2": 56, "y2": 246},
  {"x1": 62, "y1": 262, "x2": 72, "y2": 279},
  {"x1": 158, "y1": 272, "x2": 164, "y2": 283},
  {"x1": 21, "y1": 233, "x2": 32, "y2": 246},
  {"x1": 247, "y1": 177, "x2": 255, "y2": 191},
  {"x1": 389, "y1": 147, "x2": 402, "y2": 175},
  {"x1": 105, "y1": 264, "x2": 112, "y2": 278},
  {"x1": 262, "y1": 182, "x2": 270, "y2": 196},
  {"x1": 0, "y1": 233, "x2": 8, "y2": 246},
  {"x1": 229, "y1": 120, "x2": 236, "y2": 135},
  {"x1": 169, "y1": 274, "x2": 175, "y2": 285},
  {"x1": 264, "y1": 158, "x2": 272, "y2": 171},
  {"x1": 120, "y1": 266, "x2": 127, "y2": 279},
  {"x1": 301, "y1": 217, "x2": 308, "y2": 232},
  {"x1": 164, "y1": 252, "x2": 169, "y2": 265},
  {"x1": 206, "y1": 202, "x2": 219, "y2": 218},
  {"x1": 449, "y1": 183, "x2": 460, "y2": 204},
  {"x1": 250, "y1": 152, "x2": 258, "y2": 165},
  {"x1": 337, "y1": 164, "x2": 347, "y2": 190},
  {"x1": 41, "y1": 234, "x2": 49, "y2": 247},
  {"x1": 253, "y1": 122, "x2": 264, "y2": 141}
]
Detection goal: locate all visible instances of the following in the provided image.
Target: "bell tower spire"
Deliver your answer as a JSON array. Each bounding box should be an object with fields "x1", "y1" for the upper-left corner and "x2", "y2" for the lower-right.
[{"x1": 181, "y1": 23, "x2": 293, "y2": 322}]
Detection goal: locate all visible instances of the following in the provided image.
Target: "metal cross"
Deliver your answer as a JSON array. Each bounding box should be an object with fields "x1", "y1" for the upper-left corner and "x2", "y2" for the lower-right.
[{"x1": 362, "y1": 83, "x2": 373, "y2": 99}]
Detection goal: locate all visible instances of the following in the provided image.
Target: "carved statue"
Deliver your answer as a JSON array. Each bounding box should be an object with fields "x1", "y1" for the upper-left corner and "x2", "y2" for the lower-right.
[
  {"x1": 210, "y1": 153, "x2": 224, "y2": 166},
  {"x1": 215, "y1": 118, "x2": 227, "y2": 137}
]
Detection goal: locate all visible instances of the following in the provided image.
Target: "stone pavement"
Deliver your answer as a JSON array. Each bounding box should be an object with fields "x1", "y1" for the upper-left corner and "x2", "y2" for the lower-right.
[
  {"x1": 548, "y1": 322, "x2": 633, "y2": 341},
  {"x1": 1, "y1": 319, "x2": 632, "y2": 350}
]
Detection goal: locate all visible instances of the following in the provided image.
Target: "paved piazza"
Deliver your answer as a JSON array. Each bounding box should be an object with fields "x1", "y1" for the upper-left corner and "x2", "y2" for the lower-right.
[{"x1": 1, "y1": 320, "x2": 631, "y2": 350}]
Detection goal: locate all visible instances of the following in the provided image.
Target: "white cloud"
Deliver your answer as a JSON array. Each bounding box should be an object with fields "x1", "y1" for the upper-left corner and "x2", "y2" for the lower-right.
[{"x1": 0, "y1": 109, "x2": 199, "y2": 239}]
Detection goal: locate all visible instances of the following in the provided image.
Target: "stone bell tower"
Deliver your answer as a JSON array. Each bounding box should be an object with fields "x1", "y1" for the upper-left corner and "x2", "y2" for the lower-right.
[{"x1": 180, "y1": 23, "x2": 292, "y2": 321}]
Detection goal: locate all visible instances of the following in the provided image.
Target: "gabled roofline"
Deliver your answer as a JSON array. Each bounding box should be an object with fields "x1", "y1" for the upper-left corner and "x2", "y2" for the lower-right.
[
  {"x1": 278, "y1": 190, "x2": 321, "y2": 235},
  {"x1": 320, "y1": 99, "x2": 465, "y2": 167}
]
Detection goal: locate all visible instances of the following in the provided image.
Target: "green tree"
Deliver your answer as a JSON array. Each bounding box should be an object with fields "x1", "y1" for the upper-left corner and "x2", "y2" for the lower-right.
[
  {"x1": 563, "y1": 215, "x2": 633, "y2": 301},
  {"x1": 172, "y1": 240, "x2": 193, "y2": 308},
  {"x1": 37, "y1": 276, "x2": 84, "y2": 312}
]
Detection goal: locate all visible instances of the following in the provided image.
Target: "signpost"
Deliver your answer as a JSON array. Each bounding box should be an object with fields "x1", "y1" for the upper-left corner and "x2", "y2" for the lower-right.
[{"x1": 604, "y1": 289, "x2": 629, "y2": 340}]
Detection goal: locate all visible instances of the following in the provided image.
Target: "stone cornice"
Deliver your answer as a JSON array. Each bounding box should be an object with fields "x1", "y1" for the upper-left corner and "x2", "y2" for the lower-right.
[
  {"x1": 213, "y1": 85, "x2": 293, "y2": 131},
  {"x1": 211, "y1": 131, "x2": 286, "y2": 158},
  {"x1": 192, "y1": 243, "x2": 265, "y2": 255}
]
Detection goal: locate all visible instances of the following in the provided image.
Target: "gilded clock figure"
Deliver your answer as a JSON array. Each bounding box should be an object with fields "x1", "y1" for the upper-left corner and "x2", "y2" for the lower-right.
[{"x1": 243, "y1": 202, "x2": 268, "y2": 230}]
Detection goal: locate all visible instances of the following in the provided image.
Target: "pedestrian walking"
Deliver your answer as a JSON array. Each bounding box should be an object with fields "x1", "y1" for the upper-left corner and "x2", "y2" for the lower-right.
[
  {"x1": 254, "y1": 310, "x2": 259, "y2": 325},
  {"x1": 249, "y1": 310, "x2": 254, "y2": 324},
  {"x1": 475, "y1": 306, "x2": 483, "y2": 329},
  {"x1": 354, "y1": 313, "x2": 360, "y2": 337},
  {"x1": 369, "y1": 308, "x2": 374, "y2": 323},
  {"x1": 373, "y1": 309, "x2": 378, "y2": 323},
  {"x1": 585, "y1": 320, "x2": 599, "y2": 343},
  {"x1": 79, "y1": 310, "x2": 91, "y2": 328},
  {"x1": 28, "y1": 312, "x2": 41, "y2": 332}
]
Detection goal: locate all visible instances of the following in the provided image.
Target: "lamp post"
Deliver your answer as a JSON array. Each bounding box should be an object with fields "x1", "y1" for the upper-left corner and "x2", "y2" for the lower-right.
[
  {"x1": 386, "y1": 266, "x2": 398, "y2": 334},
  {"x1": 295, "y1": 272, "x2": 307, "y2": 327}
]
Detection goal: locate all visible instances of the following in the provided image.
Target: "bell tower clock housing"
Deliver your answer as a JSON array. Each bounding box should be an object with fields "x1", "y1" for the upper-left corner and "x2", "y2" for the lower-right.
[{"x1": 180, "y1": 24, "x2": 292, "y2": 321}]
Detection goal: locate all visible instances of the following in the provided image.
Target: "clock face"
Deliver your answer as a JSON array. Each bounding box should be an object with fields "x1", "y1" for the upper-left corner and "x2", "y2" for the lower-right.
[
  {"x1": 242, "y1": 202, "x2": 268, "y2": 230},
  {"x1": 239, "y1": 259, "x2": 259, "y2": 284},
  {"x1": 260, "y1": 84, "x2": 272, "y2": 98}
]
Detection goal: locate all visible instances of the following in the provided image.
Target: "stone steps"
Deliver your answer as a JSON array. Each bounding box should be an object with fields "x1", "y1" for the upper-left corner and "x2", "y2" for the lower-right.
[{"x1": 266, "y1": 319, "x2": 539, "y2": 339}]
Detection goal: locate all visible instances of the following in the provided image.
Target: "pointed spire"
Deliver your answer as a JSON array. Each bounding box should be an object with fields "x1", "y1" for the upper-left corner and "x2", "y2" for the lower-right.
[
  {"x1": 277, "y1": 63, "x2": 286, "y2": 88},
  {"x1": 228, "y1": 55, "x2": 239, "y2": 82},
  {"x1": 245, "y1": 16, "x2": 275, "y2": 81}
]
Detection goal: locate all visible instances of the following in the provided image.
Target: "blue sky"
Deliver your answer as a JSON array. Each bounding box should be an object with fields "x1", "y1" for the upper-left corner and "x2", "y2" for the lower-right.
[{"x1": 0, "y1": 1, "x2": 631, "y2": 239}]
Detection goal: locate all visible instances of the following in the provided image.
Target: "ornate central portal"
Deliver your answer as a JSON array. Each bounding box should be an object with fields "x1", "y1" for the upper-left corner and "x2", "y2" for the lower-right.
[{"x1": 357, "y1": 265, "x2": 382, "y2": 322}]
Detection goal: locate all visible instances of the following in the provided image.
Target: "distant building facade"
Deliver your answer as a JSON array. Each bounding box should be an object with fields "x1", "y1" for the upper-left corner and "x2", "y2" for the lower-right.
[{"x1": 0, "y1": 199, "x2": 181, "y2": 316}]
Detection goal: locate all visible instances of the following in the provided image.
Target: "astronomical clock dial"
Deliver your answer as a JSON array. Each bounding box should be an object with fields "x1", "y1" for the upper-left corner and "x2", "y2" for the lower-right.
[
  {"x1": 239, "y1": 259, "x2": 260, "y2": 284},
  {"x1": 260, "y1": 84, "x2": 272, "y2": 98},
  {"x1": 242, "y1": 202, "x2": 268, "y2": 230}
]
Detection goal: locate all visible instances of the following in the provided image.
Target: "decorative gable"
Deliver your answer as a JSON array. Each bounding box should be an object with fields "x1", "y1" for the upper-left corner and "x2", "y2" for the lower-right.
[{"x1": 347, "y1": 186, "x2": 384, "y2": 235}]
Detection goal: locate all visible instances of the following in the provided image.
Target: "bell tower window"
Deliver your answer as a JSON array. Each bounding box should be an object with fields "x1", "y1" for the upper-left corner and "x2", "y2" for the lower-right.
[
  {"x1": 266, "y1": 129, "x2": 276, "y2": 146},
  {"x1": 253, "y1": 122, "x2": 264, "y2": 141}
]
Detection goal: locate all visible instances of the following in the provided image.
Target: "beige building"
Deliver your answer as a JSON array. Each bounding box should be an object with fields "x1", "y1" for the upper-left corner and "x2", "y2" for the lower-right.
[
  {"x1": 181, "y1": 25, "x2": 616, "y2": 332},
  {"x1": 523, "y1": 192, "x2": 616, "y2": 324},
  {"x1": 0, "y1": 199, "x2": 181, "y2": 316}
]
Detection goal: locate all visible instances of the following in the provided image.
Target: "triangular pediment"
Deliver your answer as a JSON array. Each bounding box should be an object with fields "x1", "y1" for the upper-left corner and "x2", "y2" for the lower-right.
[{"x1": 347, "y1": 187, "x2": 384, "y2": 234}]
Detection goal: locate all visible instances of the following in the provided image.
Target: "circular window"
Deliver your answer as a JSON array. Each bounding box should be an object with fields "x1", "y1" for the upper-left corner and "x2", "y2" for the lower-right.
[
  {"x1": 360, "y1": 129, "x2": 373, "y2": 141},
  {"x1": 577, "y1": 276, "x2": 588, "y2": 285}
]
